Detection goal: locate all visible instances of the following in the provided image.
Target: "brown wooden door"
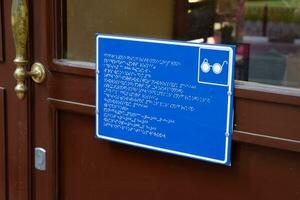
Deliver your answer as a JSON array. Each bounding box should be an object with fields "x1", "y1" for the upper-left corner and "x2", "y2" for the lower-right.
[
  {"x1": 33, "y1": 1, "x2": 300, "y2": 200},
  {"x1": 0, "y1": 0, "x2": 32, "y2": 199},
  {"x1": 2, "y1": 0, "x2": 300, "y2": 200}
]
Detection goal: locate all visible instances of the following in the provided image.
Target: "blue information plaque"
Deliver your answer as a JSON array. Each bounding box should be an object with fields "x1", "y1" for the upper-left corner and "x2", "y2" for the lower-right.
[{"x1": 96, "y1": 34, "x2": 235, "y2": 166}]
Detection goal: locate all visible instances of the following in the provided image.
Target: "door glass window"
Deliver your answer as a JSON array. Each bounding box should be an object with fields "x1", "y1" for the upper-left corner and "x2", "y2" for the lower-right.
[{"x1": 65, "y1": 0, "x2": 300, "y2": 88}]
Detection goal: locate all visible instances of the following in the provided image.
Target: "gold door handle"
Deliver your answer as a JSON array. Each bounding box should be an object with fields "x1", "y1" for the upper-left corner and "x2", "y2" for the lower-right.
[{"x1": 11, "y1": 0, "x2": 46, "y2": 100}]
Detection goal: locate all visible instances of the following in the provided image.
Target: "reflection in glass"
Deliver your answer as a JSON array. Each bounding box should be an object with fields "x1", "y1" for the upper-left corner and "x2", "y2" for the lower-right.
[{"x1": 66, "y1": 0, "x2": 300, "y2": 88}]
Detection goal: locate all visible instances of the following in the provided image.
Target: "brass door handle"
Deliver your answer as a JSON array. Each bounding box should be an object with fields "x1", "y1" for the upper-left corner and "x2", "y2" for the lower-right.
[{"x1": 11, "y1": 0, "x2": 46, "y2": 100}]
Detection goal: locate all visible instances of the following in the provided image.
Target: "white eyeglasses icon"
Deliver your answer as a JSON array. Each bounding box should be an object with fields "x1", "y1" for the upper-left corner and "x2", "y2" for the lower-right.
[{"x1": 200, "y1": 59, "x2": 228, "y2": 75}]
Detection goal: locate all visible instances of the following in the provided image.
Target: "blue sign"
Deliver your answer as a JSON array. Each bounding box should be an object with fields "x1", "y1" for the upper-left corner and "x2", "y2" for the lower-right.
[{"x1": 96, "y1": 34, "x2": 235, "y2": 166}]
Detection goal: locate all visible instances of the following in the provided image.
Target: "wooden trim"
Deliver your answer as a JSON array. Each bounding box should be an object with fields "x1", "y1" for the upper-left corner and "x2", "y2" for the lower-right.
[
  {"x1": 46, "y1": 99, "x2": 58, "y2": 200},
  {"x1": 233, "y1": 130, "x2": 300, "y2": 153},
  {"x1": 53, "y1": 0, "x2": 67, "y2": 59},
  {"x1": 47, "y1": 96, "x2": 299, "y2": 153},
  {"x1": 0, "y1": 88, "x2": 7, "y2": 200},
  {"x1": 51, "y1": 59, "x2": 300, "y2": 104},
  {"x1": 48, "y1": 97, "x2": 95, "y2": 115},
  {"x1": 236, "y1": 81, "x2": 300, "y2": 98},
  {"x1": 236, "y1": 81, "x2": 300, "y2": 106},
  {"x1": 53, "y1": 59, "x2": 94, "y2": 69},
  {"x1": 50, "y1": 58, "x2": 300, "y2": 104},
  {"x1": 0, "y1": 1, "x2": 4, "y2": 62},
  {"x1": 49, "y1": 102, "x2": 58, "y2": 200},
  {"x1": 51, "y1": 59, "x2": 95, "y2": 77}
]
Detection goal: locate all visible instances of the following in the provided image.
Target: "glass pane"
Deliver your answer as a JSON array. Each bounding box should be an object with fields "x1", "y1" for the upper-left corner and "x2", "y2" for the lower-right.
[{"x1": 65, "y1": 0, "x2": 300, "y2": 88}]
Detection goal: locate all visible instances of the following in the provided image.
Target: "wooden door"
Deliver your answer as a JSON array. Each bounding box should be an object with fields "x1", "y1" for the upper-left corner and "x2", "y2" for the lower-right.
[
  {"x1": 3, "y1": 0, "x2": 300, "y2": 200},
  {"x1": 0, "y1": 0, "x2": 32, "y2": 199}
]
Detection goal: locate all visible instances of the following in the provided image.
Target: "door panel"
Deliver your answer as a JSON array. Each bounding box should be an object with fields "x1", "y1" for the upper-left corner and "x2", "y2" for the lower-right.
[
  {"x1": 32, "y1": 0, "x2": 300, "y2": 200},
  {"x1": 57, "y1": 107, "x2": 300, "y2": 200},
  {"x1": 47, "y1": 97, "x2": 300, "y2": 200}
]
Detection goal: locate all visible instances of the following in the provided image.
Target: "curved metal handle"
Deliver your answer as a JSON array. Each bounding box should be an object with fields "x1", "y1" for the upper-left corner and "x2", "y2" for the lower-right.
[{"x1": 11, "y1": 0, "x2": 46, "y2": 100}]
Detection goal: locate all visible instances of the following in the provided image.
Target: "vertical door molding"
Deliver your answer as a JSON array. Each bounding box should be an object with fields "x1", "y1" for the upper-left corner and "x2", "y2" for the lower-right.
[
  {"x1": 0, "y1": 88, "x2": 7, "y2": 200},
  {"x1": 0, "y1": 0, "x2": 3, "y2": 62}
]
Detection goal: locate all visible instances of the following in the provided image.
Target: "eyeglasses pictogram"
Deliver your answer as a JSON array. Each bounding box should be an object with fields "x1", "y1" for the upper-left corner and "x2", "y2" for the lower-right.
[{"x1": 200, "y1": 59, "x2": 228, "y2": 75}]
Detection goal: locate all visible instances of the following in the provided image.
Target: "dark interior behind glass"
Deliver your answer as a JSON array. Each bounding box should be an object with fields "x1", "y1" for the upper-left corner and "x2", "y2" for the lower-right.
[{"x1": 66, "y1": 0, "x2": 300, "y2": 88}]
